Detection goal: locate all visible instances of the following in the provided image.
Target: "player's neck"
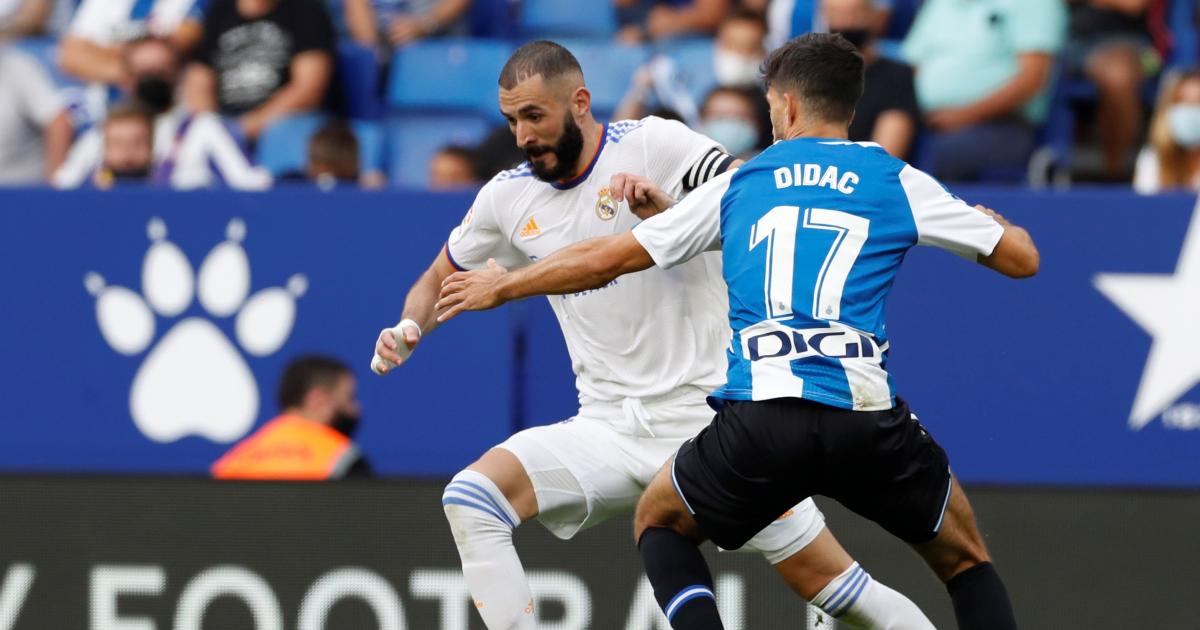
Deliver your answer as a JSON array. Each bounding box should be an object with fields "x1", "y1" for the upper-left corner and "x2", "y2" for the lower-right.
[
  {"x1": 783, "y1": 122, "x2": 849, "y2": 142},
  {"x1": 562, "y1": 118, "x2": 604, "y2": 184}
]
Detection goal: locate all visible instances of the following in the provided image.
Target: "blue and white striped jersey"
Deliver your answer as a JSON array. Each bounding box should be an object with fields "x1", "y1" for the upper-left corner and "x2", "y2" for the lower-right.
[
  {"x1": 68, "y1": 0, "x2": 204, "y2": 44},
  {"x1": 632, "y1": 138, "x2": 1004, "y2": 411}
]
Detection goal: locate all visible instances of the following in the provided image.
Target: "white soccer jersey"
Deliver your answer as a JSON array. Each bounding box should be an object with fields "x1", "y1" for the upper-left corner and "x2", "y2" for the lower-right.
[{"x1": 447, "y1": 117, "x2": 733, "y2": 409}]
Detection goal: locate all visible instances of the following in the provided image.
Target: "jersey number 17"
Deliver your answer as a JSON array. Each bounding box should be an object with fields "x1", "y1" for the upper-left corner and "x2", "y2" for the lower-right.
[{"x1": 749, "y1": 206, "x2": 869, "y2": 322}]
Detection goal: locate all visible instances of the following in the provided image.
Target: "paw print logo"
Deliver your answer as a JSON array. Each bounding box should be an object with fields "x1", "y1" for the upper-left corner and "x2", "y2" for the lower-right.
[{"x1": 85, "y1": 218, "x2": 306, "y2": 443}]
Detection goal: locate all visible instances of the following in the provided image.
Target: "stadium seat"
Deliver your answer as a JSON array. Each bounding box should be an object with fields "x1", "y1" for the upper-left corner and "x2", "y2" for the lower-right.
[
  {"x1": 256, "y1": 114, "x2": 327, "y2": 176},
  {"x1": 519, "y1": 0, "x2": 617, "y2": 38},
  {"x1": 1167, "y1": 0, "x2": 1198, "y2": 67},
  {"x1": 469, "y1": 0, "x2": 520, "y2": 38},
  {"x1": 885, "y1": 0, "x2": 921, "y2": 40},
  {"x1": 354, "y1": 120, "x2": 387, "y2": 176},
  {"x1": 660, "y1": 38, "x2": 717, "y2": 106},
  {"x1": 334, "y1": 42, "x2": 382, "y2": 120},
  {"x1": 555, "y1": 40, "x2": 649, "y2": 118},
  {"x1": 256, "y1": 114, "x2": 387, "y2": 178},
  {"x1": 387, "y1": 114, "x2": 490, "y2": 188},
  {"x1": 387, "y1": 39, "x2": 513, "y2": 116}
]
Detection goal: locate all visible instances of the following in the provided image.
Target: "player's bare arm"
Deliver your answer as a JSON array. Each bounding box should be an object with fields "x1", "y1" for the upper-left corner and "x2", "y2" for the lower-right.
[
  {"x1": 974, "y1": 205, "x2": 1040, "y2": 279},
  {"x1": 435, "y1": 233, "x2": 654, "y2": 322},
  {"x1": 372, "y1": 245, "x2": 459, "y2": 374}
]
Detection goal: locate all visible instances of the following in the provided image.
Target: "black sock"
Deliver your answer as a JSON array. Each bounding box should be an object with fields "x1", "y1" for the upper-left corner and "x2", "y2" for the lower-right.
[
  {"x1": 946, "y1": 561, "x2": 1017, "y2": 630},
  {"x1": 637, "y1": 527, "x2": 724, "y2": 630}
]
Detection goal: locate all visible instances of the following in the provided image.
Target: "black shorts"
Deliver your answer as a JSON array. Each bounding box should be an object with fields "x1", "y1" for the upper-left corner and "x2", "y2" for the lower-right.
[{"x1": 671, "y1": 396, "x2": 952, "y2": 548}]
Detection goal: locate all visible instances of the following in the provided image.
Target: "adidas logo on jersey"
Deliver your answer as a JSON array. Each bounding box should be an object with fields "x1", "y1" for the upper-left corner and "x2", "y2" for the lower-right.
[{"x1": 520, "y1": 217, "x2": 541, "y2": 239}]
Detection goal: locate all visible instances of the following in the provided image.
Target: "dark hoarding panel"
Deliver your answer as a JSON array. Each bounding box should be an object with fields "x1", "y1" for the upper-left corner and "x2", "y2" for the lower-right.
[{"x1": 0, "y1": 478, "x2": 1196, "y2": 629}]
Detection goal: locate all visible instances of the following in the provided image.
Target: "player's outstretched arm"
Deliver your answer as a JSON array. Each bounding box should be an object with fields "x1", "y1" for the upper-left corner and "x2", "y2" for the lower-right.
[
  {"x1": 974, "y1": 205, "x2": 1040, "y2": 279},
  {"x1": 435, "y1": 233, "x2": 655, "y2": 323},
  {"x1": 372, "y1": 246, "x2": 458, "y2": 375}
]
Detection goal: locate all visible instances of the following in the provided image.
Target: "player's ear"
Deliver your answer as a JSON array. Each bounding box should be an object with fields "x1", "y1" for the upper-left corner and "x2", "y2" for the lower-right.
[
  {"x1": 571, "y1": 86, "x2": 591, "y2": 118},
  {"x1": 784, "y1": 91, "x2": 800, "y2": 130}
]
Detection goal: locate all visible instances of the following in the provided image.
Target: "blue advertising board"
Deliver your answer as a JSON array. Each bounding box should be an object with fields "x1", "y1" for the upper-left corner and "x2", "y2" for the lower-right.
[{"x1": 0, "y1": 187, "x2": 1196, "y2": 485}]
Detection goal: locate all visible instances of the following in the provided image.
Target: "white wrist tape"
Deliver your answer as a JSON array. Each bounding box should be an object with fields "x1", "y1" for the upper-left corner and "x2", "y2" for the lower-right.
[{"x1": 370, "y1": 319, "x2": 422, "y2": 375}]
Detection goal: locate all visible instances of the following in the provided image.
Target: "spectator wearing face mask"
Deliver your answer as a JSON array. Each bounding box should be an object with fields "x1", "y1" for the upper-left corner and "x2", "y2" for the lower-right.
[
  {"x1": 614, "y1": 9, "x2": 766, "y2": 125},
  {"x1": 55, "y1": 37, "x2": 271, "y2": 190},
  {"x1": 698, "y1": 86, "x2": 766, "y2": 159},
  {"x1": 1134, "y1": 69, "x2": 1200, "y2": 194},
  {"x1": 213, "y1": 355, "x2": 371, "y2": 480},
  {"x1": 825, "y1": 0, "x2": 917, "y2": 160},
  {"x1": 711, "y1": 8, "x2": 767, "y2": 88}
]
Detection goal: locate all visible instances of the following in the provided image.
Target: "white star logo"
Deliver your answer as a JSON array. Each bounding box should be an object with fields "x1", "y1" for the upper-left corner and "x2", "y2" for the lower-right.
[{"x1": 1094, "y1": 201, "x2": 1200, "y2": 430}]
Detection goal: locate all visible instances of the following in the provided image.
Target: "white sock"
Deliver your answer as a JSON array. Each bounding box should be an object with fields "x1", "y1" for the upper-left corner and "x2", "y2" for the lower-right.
[
  {"x1": 442, "y1": 470, "x2": 536, "y2": 630},
  {"x1": 810, "y1": 562, "x2": 936, "y2": 630}
]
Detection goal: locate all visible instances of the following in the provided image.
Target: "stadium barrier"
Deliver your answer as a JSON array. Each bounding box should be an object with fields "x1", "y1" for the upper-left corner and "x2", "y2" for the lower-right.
[
  {"x1": 0, "y1": 477, "x2": 1194, "y2": 629},
  {"x1": 0, "y1": 188, "x2": 1198, "y2": 486}
]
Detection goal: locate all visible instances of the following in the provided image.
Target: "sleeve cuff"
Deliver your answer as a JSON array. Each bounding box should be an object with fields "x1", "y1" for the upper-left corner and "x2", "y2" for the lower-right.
[
  {"x1": 631, "y1": 225, "x2": 673, "y2": 270},
  {"x1": 443, "y1": 243, "x2": 467, "y2": 271}
]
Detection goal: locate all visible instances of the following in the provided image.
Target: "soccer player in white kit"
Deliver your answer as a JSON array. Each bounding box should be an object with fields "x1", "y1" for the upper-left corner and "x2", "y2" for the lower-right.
[{"x1": 371, "y1": 41, "x2": 934, "y2": 630}]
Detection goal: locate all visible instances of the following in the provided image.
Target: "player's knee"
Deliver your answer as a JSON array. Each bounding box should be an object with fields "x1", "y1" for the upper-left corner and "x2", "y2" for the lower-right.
[
  {"x1": 925, "y1": 531, "x2": 990, "y2": 582},
  {"x1": 634, "y1": 497, "x2": 702, "y2": 547},
  {"x1": 632, "y1": 502, "x2": 661, "y2": 544},
  {"x1": 441, "y1": 470, "x2": 521, "y2": 544}
]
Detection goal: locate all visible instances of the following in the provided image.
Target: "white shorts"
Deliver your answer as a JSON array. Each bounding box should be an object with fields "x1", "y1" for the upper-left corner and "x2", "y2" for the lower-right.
[{"x1": 495, "y1": 395, "x2": 825, "y2": 565}]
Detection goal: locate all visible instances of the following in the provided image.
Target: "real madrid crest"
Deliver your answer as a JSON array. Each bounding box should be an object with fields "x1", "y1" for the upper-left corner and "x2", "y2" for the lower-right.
[{"x1": 595, "y1": 187, "x2": 617, "y2": 220}]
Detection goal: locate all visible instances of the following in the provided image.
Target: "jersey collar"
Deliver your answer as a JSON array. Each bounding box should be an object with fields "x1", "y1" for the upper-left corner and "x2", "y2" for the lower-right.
[{"x1": 551, "y1": 123, "x2": 607, "y2": 190}]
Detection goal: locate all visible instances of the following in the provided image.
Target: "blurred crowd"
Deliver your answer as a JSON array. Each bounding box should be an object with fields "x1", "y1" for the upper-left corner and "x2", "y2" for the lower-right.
[{"x1": 0, "y1": 0, "x2": 1197, "y2": 192}]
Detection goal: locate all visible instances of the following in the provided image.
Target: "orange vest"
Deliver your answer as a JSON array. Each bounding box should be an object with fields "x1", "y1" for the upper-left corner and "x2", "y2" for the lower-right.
[{"x1": 211, "y1": 415, "x2": 356, "y2": 480}]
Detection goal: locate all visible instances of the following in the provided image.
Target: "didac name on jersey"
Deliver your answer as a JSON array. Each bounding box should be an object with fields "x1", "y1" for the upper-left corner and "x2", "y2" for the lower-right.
[
  {"x1": 741, "y1": 320, "x2": 881, "y2": 362},
  {"x1": 772, "y1": 163, "x2": 861, "y2": 195}
]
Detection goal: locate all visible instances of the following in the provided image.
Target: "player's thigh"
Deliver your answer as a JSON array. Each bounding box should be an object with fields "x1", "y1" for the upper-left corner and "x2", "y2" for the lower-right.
[
  {"x1": 739, "y1": 498, "x2": 827, "y2": 566},
  {"x1": 912, "y1": 474, "x2": 991, "y2": 583},
  {"x1": 633, "y1": 458, "x2": 704, "y2": 543},
  {"x1": 496, "y1": 418, "x2": 648, "y2": 539},
  {"x1": 465, "y1": 447, "x2": 538, "y2": 521}
]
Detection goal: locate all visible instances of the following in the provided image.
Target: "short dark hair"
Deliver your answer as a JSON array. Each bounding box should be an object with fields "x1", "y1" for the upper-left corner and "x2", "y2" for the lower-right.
[
  {"x1": 701, "y1": 86, "x2": 758, "y2": 116},
  {"x1": 498, "y1": 40, "x2": 583, "y2": 90},
  {"x1": 104, "y1": 101, "x2": 154, "y2": 131},
  {"x1": 761, "y1": 33, "x2": 864, "y2": 124},
  {"x1": 308, "y1": 120, "x2": 359, "y2": 181},
  {"x1": 436, "y1": 144, "x2": 476, "y2": 163},
  {"x1": 724, "y1": 7, "x2": 768, "y2": 32},
  {"x1": 277, "y1": 356, "x2": 351, "y2": 410}
]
